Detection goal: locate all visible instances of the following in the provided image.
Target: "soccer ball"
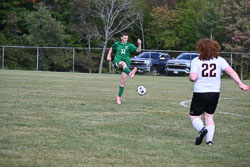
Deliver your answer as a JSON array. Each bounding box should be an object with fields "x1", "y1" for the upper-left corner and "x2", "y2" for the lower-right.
[{"x1": 137, "y1": 86, "x2": 147, "y2": 96}]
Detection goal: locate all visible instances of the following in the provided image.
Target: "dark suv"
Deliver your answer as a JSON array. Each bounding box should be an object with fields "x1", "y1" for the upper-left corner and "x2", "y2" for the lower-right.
[
  {"x1": 129, "y1": 52, "x2": 171, "y2": 75},
  {"x1": 165, "y1": 53, "x2": 199, "y2": 76}
]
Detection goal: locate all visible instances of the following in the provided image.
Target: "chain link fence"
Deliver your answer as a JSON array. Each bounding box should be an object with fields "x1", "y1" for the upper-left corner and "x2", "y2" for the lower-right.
[{"x1": 1, "y1": 45, "x2": 250, "y2": 79}]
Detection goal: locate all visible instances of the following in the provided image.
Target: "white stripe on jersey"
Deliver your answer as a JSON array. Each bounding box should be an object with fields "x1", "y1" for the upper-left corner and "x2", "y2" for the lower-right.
[{"x1": 190, "y1": 56, "x2": 229, "y2": 92}]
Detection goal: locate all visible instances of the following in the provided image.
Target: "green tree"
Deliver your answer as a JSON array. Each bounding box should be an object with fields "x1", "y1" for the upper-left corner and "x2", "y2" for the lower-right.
[
  {"x1": 87, "y1": 0, "x2": 140, "y2": 73},
  {"x1": 175, "y1": 0, "x2": 204, "y2": 50},
  {"x1": 71, "y1": 0, "x2": 101, "y2": 73},
  {"x1": 146, "y1": 0, "x2": 206, "y2": 51},
  {"x1": 146, "y1": 0, "x2": 177, "y2": 9},
  {"x1": 140, "y1": 0, "x2": 179, "y2": 50},
  {"x1": 147, "y1": 4, "x2": 180, "y2": 49},
  {"x1": 219, "y1": 0, "x2": 250, "y2": 79},
  {"x1": 220, "y1": 0, "x2": 250, "y2": 53},
  {"x1": 196, "y1": 1, "x2": 219, "y2": 39},
  {"x1": 37, "y1": 0, "x2": 76, "y2": 45},
  {"x1": 23, "y1": 3, "x2": 66, "y2": 46},
  {"x1": 0, "y1": 0, "x2": 35, "y2": 45},
  {"x1": 23, "y1": 3, "x2": 71, "y2": 71},
  {"x1": 0, "y1": 0, "x2": 38, "y2": 70}
]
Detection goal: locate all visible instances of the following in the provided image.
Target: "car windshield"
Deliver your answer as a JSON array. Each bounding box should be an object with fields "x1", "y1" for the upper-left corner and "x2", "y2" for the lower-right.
[
  {"x1": 177, "y1": 54, "x2": 198, "y2": 60},
  {"x1": 138, "y1": 53, "x2": 159, "y2": 59}
]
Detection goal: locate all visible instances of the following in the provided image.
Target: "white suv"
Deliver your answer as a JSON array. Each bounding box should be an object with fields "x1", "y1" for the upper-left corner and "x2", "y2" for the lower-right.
[{"x1": 165, "y1": 53, "x2": 199, "y2": 76}]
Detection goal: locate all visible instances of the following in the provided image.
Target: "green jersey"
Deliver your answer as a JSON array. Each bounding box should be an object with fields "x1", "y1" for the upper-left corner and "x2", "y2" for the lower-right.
[{"x1": 112, "y1": 41, "x2": 137, "y2": 66}]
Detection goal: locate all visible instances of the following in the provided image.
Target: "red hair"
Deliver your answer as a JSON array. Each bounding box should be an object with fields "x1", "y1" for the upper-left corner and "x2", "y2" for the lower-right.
[{"x1": 196, "y1": 38, "x2": 221, "y2": 60}]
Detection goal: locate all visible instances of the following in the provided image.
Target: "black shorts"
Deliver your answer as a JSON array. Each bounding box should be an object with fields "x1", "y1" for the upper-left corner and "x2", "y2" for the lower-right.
[{"x1": 189, "y1": 92, "x2": 220, "y2": 116}]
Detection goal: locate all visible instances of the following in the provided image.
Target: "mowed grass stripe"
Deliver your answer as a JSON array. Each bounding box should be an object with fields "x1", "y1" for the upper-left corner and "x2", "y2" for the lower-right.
[{"x1": 0, "y1": 70, "x2": 249, "y2": 167}]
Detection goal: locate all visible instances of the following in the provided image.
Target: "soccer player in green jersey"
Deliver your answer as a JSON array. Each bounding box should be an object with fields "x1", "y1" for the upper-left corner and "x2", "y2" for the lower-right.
[{"x1": 107, "y1": 32, "x2": 142, "y2": 104}]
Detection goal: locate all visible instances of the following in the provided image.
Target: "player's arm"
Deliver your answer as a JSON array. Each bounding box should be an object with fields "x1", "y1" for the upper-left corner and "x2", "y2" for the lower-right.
[
  {"x1": 189, "y1": 59, "x2": 198, "y2": 82},
  {"x1": 107, "y1": 47, "x2": 112, "y2": 61},
  {"x1": 189, "y1": 72, "x2": 198, "y2": 82},
  {"x1": 224, "y1": 66, "x2": 249, "y2": 91},
  {"x1": 136, "y1": 39, "x2": 142, "y2": 53}
]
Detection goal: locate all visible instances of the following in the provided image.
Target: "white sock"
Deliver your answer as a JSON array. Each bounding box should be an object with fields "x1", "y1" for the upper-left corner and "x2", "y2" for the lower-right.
[
  {"x1": 206, "y1": 125, "x2": 215, "y2": 142},
  {"x1": 192, "y1": 118, "x2": 204, "y2": 132}
]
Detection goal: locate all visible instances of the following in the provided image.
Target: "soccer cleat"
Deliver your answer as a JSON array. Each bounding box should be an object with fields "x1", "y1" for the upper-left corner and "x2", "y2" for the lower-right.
[
  {"x1": 116, "y1": 96, "x2": 121, "y2": 104},
  {"x1": 129, "y1": 67, "x2": 137, "y2": 78},
  {"x1": 195, "y1": 127, "x2": 208, "y2": 145},
  {"x1": 206, "y1": 141, "x2": 213, "y2": 146}
]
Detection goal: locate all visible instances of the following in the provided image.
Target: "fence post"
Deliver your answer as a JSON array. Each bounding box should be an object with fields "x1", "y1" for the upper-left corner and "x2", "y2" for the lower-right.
[
  {"x1": 36, "y1": 48, "x2": 39, "y2": 71},
  {"x1": 240, "y1": 54, "x2": 243, "y2": 80},
  {"x1": 2, "y1": 47, "x2": 4, "y2": 69},
  {"x1": 72, "y1": 48, "x2": 75, "y2": 72},
  {"x1": 230, "y1": 52, "x2": 233, "y2": 67},
  {"x1": 109, "y1": 61, "x2": 111, "y2": 72}
]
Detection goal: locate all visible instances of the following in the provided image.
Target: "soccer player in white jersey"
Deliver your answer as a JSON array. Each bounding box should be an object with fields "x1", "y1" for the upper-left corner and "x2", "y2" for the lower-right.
[{"x1": 189, "y1": 38, "x2": 249, "y2": 146}]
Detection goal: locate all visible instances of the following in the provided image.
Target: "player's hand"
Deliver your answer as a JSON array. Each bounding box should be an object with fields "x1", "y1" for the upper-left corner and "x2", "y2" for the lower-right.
[
  {"x1": 239, "y1": 84, "x2": 249, "y2": 91},
  {"x1": 107, "y1": 55, "x2": 112, "y2": 61},
  {"x1": 137, "y1": 39, "x2": 141, "y2": 45}
]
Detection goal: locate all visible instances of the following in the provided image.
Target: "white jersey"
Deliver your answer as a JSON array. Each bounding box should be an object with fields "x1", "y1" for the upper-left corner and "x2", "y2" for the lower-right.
[{"x1": 190, "y1": 56, "x2": 230, "y2": 93}]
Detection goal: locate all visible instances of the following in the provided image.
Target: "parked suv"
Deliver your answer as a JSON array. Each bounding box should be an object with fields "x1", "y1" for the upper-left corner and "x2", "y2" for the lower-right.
[
  {"x1": 165, "y1": 53, "x2": 199, "y2": 76},
  {"x1": 129, "y1": 52, "x2": 171, "y2": 75}
]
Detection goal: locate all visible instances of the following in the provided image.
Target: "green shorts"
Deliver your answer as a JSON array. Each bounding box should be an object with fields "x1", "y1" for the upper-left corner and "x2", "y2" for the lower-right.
[{"x1": 114, "y1": 57, "x2": 130, "y2": 72}]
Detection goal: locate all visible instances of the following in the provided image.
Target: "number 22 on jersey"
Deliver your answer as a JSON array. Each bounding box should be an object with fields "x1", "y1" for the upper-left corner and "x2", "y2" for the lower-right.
[{"x1": 202, "y1": 63, "x2": 217, "y2": 77}]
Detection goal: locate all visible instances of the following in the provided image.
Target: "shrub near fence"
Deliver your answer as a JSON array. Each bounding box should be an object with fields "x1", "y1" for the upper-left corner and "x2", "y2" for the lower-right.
[{"x1": 0, "y1": 46, "x2": 250, "y2": 79}]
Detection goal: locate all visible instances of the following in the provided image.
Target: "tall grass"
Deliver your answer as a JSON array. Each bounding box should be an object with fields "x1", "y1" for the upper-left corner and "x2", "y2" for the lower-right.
[{"x1": 0, "y1": 70, "x2": 249, "y2": 167}]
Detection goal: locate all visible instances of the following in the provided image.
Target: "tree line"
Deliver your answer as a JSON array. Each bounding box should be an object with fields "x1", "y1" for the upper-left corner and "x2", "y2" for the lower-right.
[{"x1": 0, "y1": 0, "x2": 249, "y2": 75}]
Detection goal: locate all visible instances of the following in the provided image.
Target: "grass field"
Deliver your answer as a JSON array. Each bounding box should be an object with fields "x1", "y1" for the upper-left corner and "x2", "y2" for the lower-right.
[{"x1": 0, "y1": 70, "x2": 250, "y2": 167}]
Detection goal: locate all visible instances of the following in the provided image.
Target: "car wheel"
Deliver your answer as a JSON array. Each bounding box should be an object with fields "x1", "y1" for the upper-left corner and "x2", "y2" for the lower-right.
[{"x1": 166, "y1": 71, "x2": 173, "y2": 76}]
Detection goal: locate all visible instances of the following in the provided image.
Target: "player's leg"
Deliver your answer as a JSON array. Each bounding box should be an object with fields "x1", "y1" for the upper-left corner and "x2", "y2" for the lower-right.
[
  {"x1": 114, "y1": 60, "x2": 125, "y2": 104},
  {"x1": 190, "y1": 93, "x2": 205, "y2": 132},
  {"x1": 204, "y1": 112, "x2": 215, "y2": 145},
  {"x1": 120, "y1": 71, "x2": 127, "y2": 87},
  {"x1": 190, "y1": 115, "x2": 204, "y2": 132},
  {"x1": 116, "y1": 61, "x2": 128, "y2": 104},
  {"x1": 115, "y1": 60, "x2": 136, "y2": 104},
  {"x1": 190, "y1": 115, "x2": 208, "y2": 145},
  {"x1": 118, "y1": 61, "x2": 137, "y2": 78},
  {"x1": 118, "y1": 61, "x2": 131, "y2": 75},
  {"x1": 116, "y1": 72, "x2": 127, "y2": 104},
  {"x1": 190, "y1": 93, "x2": 207, "y2": 145},
  {"x1": 203, "y1": 92, "x2": 219, "y2": 145}
]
